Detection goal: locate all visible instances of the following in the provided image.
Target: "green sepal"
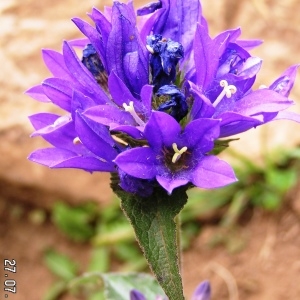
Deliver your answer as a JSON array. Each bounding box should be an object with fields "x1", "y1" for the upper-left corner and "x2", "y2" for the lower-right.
[
  {"x1": 210, "y1": 138, "x2": 239, "y2": 155},
  {"x1": 111, "y1": 174, "x2": 187, "y2": 300}
]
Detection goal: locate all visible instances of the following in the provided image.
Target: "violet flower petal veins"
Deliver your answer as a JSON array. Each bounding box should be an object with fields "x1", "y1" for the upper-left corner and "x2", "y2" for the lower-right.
[
  {"x1": 144, "y1": 111, "x2": 182, "y2": 151},
  {"x1": 107, "y1": 1, "x2": 148, "y2": 97},
  {"x1": 42, "y1": 49, "x2": 73, "y2": 80},
  {"x1": 28, "y1": 148, "x2": 115, "y2": 172},
  {"x1": 114, "y1": 147, "x2": 158, "y2": 179},
  {"x1": 25, "y1": 85, "x2": 51, "y2": 103},
  {"x1": 42, "y1": 77, "x2": 73, "y2": 112},
  {"x1": 191, "y1": 156, "x2": 237, "y2": 189},
  {"x1": 194, "y1": 23, "x2": 219, "y2": 89}
]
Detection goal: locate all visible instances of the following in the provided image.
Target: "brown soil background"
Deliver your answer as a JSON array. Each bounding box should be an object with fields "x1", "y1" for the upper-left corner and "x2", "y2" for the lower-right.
[{"x1": 1, "y1": 0, "x2": 300, "y2": 299}]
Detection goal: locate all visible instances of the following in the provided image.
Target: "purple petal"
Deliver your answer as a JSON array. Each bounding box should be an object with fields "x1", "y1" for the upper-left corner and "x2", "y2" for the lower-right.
[
  {"x1": 194, "y1": 23, "x2": 218, "y2": 89},
  {"x1": 137, "y1": 1, "x2": 162, "y2": 16},
  {"x1": 219, "y1": 112, "x2": 262, "y2": 137},
  {"x1": 273, "y1": 111, "x2": 300, "y2": 123},
  {"x1": 108, "y1": 72, "x2": 137, "y2": 107},
  {"x1": 106, "y1": 2, "x2": 148, "y2": 96},
  {"x1": 42, "y1": 49, "x2": 72, "y2": 80},
  {"x1": 156, "y1": 175, "x2": 189, "y2": 195},
  {"x1": 269, "y1": 64, "x2": 299, "y2": 97},
  {"x1": 30, "y1": 113, "x2": 71, "y2": 136},
  {"x1": 152, "y1": 0, "x2": 201, "y2": 56},
  {"x1": 191, "y1": 156, "x2": 237, "y2": 189},
  {"x1": 75, "y1": 112, "x2": 117, "y2": 161},
  {"x1": 110, "y1": 125, "x2": 144, "y2": 139},
  {"x1": 89, "y1": 7, "x2": 112, "y2": 48},
  {"x1": 53, "y1": 156, "x2": 115, "y2": 171},
  {"x1": 140, "y1": 84, "x2": 154, "y2": 115},
  {"x1": 237, "y1": 57, "x2": 262, "y2": 79},
  {"x1": 114, "y1": 147, "x2": 157, "y2": 179},
  {"x1": 72, "y1": 17, "x2": 107, "y2": 71},
  {"x1": 183, "y1": 118, "x2": 220, "y2": 153},
  {"x1": 29, "y1": 113, "x2": 89, "y2": 154},
  {"x1": 25, "y1": 85, "x2": 50, "y2": 103},
  {"x1": 62, "y1": 41, "x2": 109, "y2": 104},
  {"x1": 192, "y1": 281, "x2": 211, "y2": 300},
  {"x1": 236, "y1": 39, "x2": 263, "y2": 50},
  {"x1": 213, "y1": 28, "x2": 241, "y2": 57},
  {"x1": 188, "y1": 81, "x2": 215, "y2": 119},
  {"x1": 233, "y1": 89, "x2": 294, "y2": 116},
  {"x1": 72, "y1": 89, "x2": 97, "y2": 116},
  {"x1": 29, "y1": 148, "x2": 114, "y2": 172},
  {"x1": 68, "y1": 38, "x2": 89, "y2": 48},
  {"x1": 144, "y1": 111, "x2": 181, "y2": 151},
  {"x1": 42, "y1": 78, "x2": 72, "y2": 112},
  {"x1": 83, "y1": 105, "x2": 135, "y2": 127},
  {"x1": 139, "y1": 8, "x2": 166, "y2": 46}
]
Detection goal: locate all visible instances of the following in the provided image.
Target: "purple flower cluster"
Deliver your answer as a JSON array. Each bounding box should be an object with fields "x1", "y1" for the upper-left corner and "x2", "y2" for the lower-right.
[{"x1": 27, "y1": 0, "x2": 299, "y2": 196}]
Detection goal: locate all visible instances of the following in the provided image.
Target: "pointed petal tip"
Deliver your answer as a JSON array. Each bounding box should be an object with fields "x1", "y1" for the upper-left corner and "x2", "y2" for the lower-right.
[{"x1": 192, "y1": 280, "x2": 211, "y2": 300}]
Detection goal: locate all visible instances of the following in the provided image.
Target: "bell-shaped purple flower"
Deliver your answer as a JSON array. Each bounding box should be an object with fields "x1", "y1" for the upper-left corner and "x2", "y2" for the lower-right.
[
  {"x1": 185, "y1": 21, "x2": 300, "y2": 137},
  {"x1": 115, "y1": 111, "x2": 236, "y2": 194}
]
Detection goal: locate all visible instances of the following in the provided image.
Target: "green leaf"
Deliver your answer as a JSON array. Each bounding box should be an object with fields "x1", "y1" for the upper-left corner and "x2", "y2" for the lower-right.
[
  {"x1": 259, "y1": 190, "x2": 282, "y2": 211},
  {"x1": 102, "y1": 273, "x2": 165, "y2": 300},
  {"x1": 266, "y1": 168, "x2": 297, "y2": 194},
  {"x1": 88, "y1": 248, "x2": 110, "y2": 273},
  {"x1": 67, "y1": 272, "x2": 165, "y2": 300},
  {"x1": 210, "y1": 138, "x2": 239, "y2": 155},
  {"x1": 42, "y1": 281, "x2": 67, "y2": 300},
  {"x1": 89, "y1": 291, "x2": 105, "y2": 300},
  {"x1": 111, "y1": 175, "x2": 187, "y2": 300},
  {"x1": 44, "y1": 249, "x2": 78, "y2": 281},
  {"x1": 52, "y1": 202, "x2": 97, "y2": 242}
]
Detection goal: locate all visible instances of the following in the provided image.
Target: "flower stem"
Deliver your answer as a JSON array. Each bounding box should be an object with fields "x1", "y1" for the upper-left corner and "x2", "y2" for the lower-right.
[{"x1": 175, "y1": 213, "x2": 182, "y2": 272}]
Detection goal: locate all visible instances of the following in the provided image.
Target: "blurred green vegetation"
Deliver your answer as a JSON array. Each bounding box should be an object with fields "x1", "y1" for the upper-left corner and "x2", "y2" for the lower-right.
[{"x1": 43, "y1": 146, "x2": 300, "y2": 300}]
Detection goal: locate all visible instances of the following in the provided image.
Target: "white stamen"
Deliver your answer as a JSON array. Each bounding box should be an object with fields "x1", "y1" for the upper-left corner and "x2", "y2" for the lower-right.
[
  {"x1": 172, "y1": 143, "x2": 188, "y2": 163},
  {"x1": 73, "y1": 137, "x2": 82, "y2": 145},
  {"x1": 123, "y1": 101, "x2": 145, "y2": 126},
  {"x1": 213, "y1": 80, "x2": 237, "y2": 108},
  {"x1": 146, "y1": 45, "x2": 154, "y2": 54}
]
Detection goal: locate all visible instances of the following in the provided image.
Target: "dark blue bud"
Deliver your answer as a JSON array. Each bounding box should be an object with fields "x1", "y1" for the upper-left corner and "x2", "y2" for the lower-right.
[
  {"x1": 147, "y1": 35, "x2": 184, "y2": 92},
  {"x1": 156, "y1": 85, "x2": 188, "y2": 122},
  {"x1": 137, "y1": 1, "x2": 162, "y2": 16},
  {"x1": 82, "y1": 44, "x2": 108, "y2": 89}
]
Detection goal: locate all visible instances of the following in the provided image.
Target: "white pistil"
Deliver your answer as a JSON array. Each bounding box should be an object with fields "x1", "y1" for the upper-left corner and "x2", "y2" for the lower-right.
[
  {"x1": 73, "y1": 137, "x2": 81, "y2": 145},
  {"x1": 123, "y1": 101, "x2": 145, "y2": 126},
  {"x1": 213, "y1": 80, "x2": 237, "y2": 108},
  {"x1": 172, "y1": 143, "x2": 188, "y2": 163}
]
